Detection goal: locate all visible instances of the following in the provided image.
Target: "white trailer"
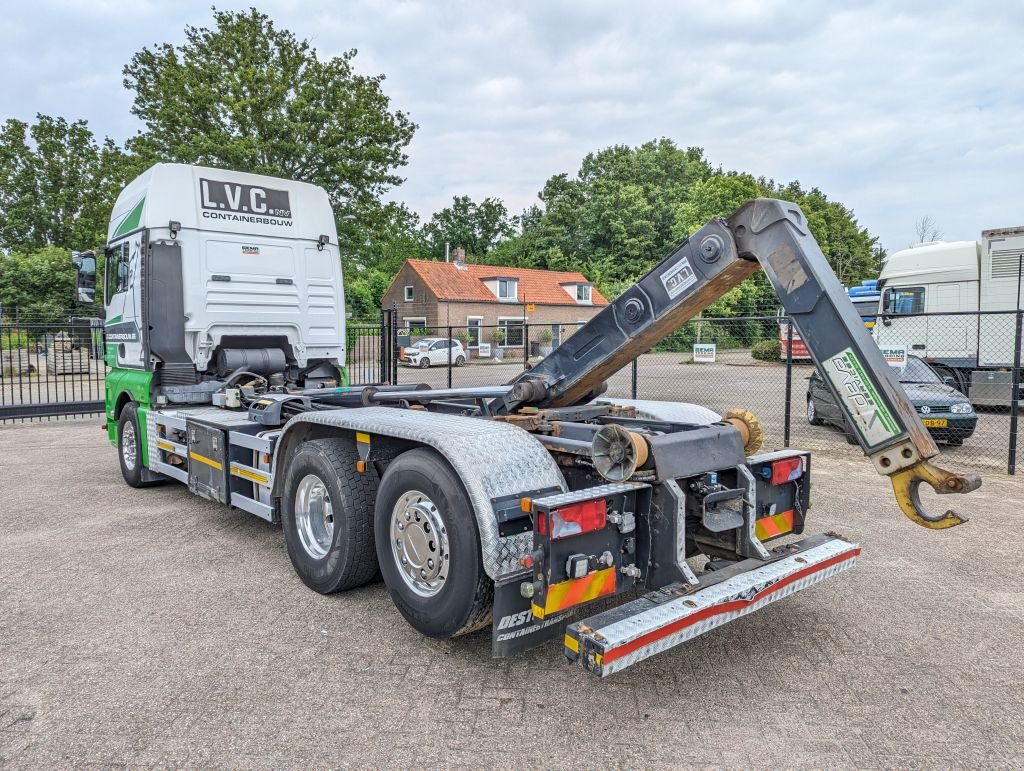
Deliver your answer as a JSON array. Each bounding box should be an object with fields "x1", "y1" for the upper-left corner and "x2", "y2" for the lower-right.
[{"x1": 874, "y1": 229, "x2": 1024, "y2": 405}]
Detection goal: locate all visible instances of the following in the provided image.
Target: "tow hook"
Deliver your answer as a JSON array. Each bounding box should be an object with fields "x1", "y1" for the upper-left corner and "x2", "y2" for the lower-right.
[{"x1": 887, "y1": 459, "x2": 981, "y2": 529}]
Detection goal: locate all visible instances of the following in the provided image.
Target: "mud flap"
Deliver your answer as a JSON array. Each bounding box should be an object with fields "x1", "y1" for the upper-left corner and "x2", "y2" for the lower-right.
[{"x1": 492, "y1": 572, "x2": 573, "y2": 657}]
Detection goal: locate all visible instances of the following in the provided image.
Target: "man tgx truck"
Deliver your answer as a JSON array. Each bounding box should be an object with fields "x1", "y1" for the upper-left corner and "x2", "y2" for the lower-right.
[{"x1": 72, "y1": 164, "x2": 979, "y2": 676}]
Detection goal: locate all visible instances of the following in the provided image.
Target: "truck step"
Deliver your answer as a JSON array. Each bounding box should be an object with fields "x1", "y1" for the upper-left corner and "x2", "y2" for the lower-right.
[{"x1": 565, "y1": 534, "x2": 859, "y2": 676}]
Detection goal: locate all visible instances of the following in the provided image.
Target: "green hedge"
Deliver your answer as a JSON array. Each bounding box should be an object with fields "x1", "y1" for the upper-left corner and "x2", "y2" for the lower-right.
[{"x1": 751, "y1": 338, "x2": 780, "y2": 361}]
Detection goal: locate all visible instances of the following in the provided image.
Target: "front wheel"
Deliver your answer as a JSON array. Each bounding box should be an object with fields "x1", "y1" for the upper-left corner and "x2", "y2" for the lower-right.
[
  {"x1": 806, "y1": 398, "x2": 824, "y2": 426},
  {"x1": 454, "y1": 355, "x2": 466, "y2": 367},
  {"x1": 282, "y1": 438, "x2": 379, "y2": 594},
  {"x1": 118, "y1": 402, "x2": 156, "y2": 488},
  {"x1": 419, "y1": 357, "x2": 430, "y2": 369},
  {"x1": 374, "y1": 448, "x2": 492, "y2": 638}
]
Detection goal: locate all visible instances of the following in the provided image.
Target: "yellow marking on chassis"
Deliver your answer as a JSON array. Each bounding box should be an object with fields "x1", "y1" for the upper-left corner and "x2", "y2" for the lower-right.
[
  {"x1": 156, "y1": 440, "x2": 174, "y2": 452},
  {"x1": 189, "y1": 451, "x2": 222, "y2": 471},
  {"x1": 564, "y1": 634, "x2": 580, "y2": 654},
  {"x1": 230, "y1": 464, "x2": 269, "y2": 485},
  {"x1": 356, "y1": 432, "x2": 371, "y2": 444}
]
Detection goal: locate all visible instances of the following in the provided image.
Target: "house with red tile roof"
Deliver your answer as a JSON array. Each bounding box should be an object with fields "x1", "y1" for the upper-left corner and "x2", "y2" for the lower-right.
[{"x1": 381, "y1": 257, "x2": 608, "y2": 354}]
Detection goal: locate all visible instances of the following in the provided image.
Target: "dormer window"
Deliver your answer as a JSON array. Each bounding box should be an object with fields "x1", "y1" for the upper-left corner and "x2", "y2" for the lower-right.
[
  {"x1": 576, "y1": 284, "x2": 592, "y2": 303},
  {"x1": 497, "y1": 278, "x2": 518, "y2": 302}
]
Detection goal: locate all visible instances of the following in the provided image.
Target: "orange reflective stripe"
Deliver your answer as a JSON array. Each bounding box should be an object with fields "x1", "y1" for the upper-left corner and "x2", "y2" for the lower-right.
[
  {"x1": 543, "y1": 567, "x2": 617, "y2": 614},
  {"x1": 756, "y1": 509, "x2": 794, "y2": 541}
]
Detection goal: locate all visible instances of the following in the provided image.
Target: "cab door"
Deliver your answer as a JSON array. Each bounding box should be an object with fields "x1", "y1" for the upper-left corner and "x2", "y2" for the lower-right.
[
  {"x1": 878, "y1": 286, "x2": 928, "y2": 357},
  {"x1": 103, "y1": 235, "x2": 146, "y2": 369}
]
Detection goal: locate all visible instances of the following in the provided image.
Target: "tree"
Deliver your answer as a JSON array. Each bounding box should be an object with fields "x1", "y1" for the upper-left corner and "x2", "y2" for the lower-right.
[
  {"x1": 0, "y1": 115, "x2": 134, "y2": 252},
  {"x1": 422, "y1": 195, "x2": 517, "y2": 259},
  {"x1": 123, "y1": 7, "x2": 416, "y2": 254},
  {"x1": 491, "y1": 139, "x2": 712, "y2": 291},
  {"x1": 0, "y1": 246, "x2": 77, "y2": 321},
  {"x1": 912, "y1": 215, "x2": 943, "y2": 245}
]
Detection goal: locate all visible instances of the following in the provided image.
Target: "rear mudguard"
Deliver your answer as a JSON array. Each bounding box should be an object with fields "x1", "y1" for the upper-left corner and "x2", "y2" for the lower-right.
[{"x1": 271, "y1": 407, "x2": 567, "y2": 579}]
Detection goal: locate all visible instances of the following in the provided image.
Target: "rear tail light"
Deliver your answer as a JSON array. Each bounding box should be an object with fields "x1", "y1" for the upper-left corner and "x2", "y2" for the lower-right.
[
  {"x1": 550, "y1": 499, "x2": 607, "y2": 539},
  {"x1": 760, "y1": 456, "x2": 803, "y2": 485}
]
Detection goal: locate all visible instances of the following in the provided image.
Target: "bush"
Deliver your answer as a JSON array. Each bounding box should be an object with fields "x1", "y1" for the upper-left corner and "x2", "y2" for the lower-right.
[
  {"x1": 536, "y1": 327, "x2": 553, "y2": 344},
  {"x1": 751, "y1": 338, "x2": 780, "y2": 362}
]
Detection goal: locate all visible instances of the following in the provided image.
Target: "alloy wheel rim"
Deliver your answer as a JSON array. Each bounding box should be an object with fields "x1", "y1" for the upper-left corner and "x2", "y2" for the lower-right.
[
  {"x1": 295, "y1": 474, "x2": 334, "y2": 559},
  {"x1": 390, "y1": 490, "x2": 450, "y2": 597},
  {"x1": 122, "y1": 421, "x2": 137, "y2": 470}
]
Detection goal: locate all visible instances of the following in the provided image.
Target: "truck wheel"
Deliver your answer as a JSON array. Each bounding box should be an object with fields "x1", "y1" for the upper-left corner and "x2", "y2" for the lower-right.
[
  {"x1": 118, "y1": 402, "x2": 155, "y2": 488},
  {"x1": 282, "y1": 438, "x2": 379, "y2": 594},
  {"x1": 374, "y1": 448, "x2": 492, "y2": 638},
  {"x1": 806, "y1": 398, "x2": 823, "y2": 426}
]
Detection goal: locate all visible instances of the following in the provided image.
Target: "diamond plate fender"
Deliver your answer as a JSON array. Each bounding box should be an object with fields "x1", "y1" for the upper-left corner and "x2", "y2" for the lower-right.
[{"x1": 272, "y1": 407, "x2": 567, "y2": 579}]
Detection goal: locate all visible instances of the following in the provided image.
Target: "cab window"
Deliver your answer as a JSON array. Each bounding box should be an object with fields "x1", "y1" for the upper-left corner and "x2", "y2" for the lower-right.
[
  {"x1": 105, "y1": 241, "x2": 131, "y2": 301},
  {"x1": 883, "y1": 286, "x2": 925, "y2": 314}
]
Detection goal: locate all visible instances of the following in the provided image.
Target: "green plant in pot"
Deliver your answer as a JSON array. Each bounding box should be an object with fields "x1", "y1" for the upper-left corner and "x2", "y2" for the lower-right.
[
  {"x1": 491, "y1": 326, "x2": 506, "y2": 360},
  {"x1": 536, "y1": 326, "x2": 554, "y2": 356}
]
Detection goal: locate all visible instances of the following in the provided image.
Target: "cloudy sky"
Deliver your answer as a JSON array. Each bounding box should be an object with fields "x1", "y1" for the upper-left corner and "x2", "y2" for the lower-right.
[{"x1": 2, "y1": 0, "x2": 1021, "y2": 253}]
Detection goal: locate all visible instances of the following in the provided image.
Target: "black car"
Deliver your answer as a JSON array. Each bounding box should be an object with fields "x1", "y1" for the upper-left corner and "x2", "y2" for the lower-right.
[{"x1": 806, "y1": 355, "x2": 977, "y2": 446}]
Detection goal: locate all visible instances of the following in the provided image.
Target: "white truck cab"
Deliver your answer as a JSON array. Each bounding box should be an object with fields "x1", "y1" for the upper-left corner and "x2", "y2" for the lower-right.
[
  {"x1": 101, "y1": 163, "x2": 346, "y2": 391},
  {"x1": 875, "y1": 229, "x2": 1024, "y2": 404}
]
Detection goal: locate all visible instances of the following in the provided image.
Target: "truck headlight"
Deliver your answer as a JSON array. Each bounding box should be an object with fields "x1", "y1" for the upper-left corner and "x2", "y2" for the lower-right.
[{"x1": 950, "y1": 402, "x2": 973, "y2": 414}]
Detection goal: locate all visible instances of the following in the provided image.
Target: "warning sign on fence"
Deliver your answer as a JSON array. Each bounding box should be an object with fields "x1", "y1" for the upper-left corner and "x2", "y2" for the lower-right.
[
  {"x1": 880, "y1": 346, "x2": 907, "y2": 368},
  {"x1": 693, "y1": 343, "x2": 716, "y2": 363}
]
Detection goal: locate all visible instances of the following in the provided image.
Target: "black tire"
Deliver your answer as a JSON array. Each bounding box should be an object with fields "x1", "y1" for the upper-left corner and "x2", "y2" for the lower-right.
[
  {"x1": 806, "y1": 397, "x2": 824, "y2": 426},
  {"x1": 419, "y1": 357, "x2": 430, "y2": 369},
  {"x1": 374, "y1": 448, "x2": 492, "y2": 638},
  {"x1": 118, "y1": 402, "x2": 156, "y2": 488},
  {"x1": 454, "y1": 355, "x2": 466, "y2": 367},
  {"x1": 282, "y1": 438, "x2": 379, "y2": 594}
]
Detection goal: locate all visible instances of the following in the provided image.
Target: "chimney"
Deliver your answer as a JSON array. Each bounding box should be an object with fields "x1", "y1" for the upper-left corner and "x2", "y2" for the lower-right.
[{"x1": 452, "y1": 247, "x2": 467, "y2": 270}]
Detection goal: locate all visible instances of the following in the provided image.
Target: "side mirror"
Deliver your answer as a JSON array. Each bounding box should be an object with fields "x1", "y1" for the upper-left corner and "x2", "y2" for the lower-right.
[
  {"x1": 942, "y1": 376, "x2": 955, "y2": 386},
  {"x1": 72, "y1": 250, "x2": 97, "y2": 305}
]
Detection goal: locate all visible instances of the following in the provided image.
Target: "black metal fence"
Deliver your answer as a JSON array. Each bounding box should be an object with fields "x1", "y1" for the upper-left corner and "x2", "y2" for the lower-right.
[
  {"x1": 0, "y1": 317, "x2": 106, "y2": 420},
  {"x1": 3, "y1": 308, "x2": 1021, "y2": 475}
]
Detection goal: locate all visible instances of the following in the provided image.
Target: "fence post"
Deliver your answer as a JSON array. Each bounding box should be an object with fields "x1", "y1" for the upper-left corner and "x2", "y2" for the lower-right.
[
  {"x1": 524, "y1": 324, "x2": 530, "y2": 371},
  {"x1": 447, "y1": 325, "x2": 453, "y2": 389},
  {"x1": 1008, "y1": 309, "x2": 1022, "y2": 475},
  {"x1": 378, "y1": 311, "x2": 387, "y2": 385},
  {"x1": 784, "y1": 318, "x2": 794, "y2": 448},
  {"x1": 391, "y1": 305, "x2": 400, "y2": 385},
  {"x1": 631, "y1": 358, "x2": 638, "y2": 399}
]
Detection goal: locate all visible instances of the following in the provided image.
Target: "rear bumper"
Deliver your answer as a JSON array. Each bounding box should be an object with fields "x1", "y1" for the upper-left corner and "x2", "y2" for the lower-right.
[{"x1": 565, "y1": 534, "x2": 859, "y2": 676}]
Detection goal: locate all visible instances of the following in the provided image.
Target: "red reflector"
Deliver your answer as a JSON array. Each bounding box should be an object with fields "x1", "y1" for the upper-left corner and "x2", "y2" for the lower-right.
[
  {"x1": 771, "y1": 456, "x2": 803, "y2": 485},
  {"x1": 536, "y1": 511, "x2": 548, "y2": 536},
  {"x1": 551, "y1": 499, "x2": 607, "y2": 539}
]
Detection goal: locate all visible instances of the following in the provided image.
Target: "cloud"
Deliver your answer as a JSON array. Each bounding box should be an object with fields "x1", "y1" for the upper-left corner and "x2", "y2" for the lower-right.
[{"x1": 1, "y1": 0, "x2": 1021, "y2": 252}]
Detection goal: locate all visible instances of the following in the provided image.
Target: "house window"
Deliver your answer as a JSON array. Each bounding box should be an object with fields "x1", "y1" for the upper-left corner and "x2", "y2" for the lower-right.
[
  {"x1": 576, "y1": 284, "x2": 592, "y2": 303},
  {"x1": 404, "y1": 316, "x2": 427, "y2": 334},
  {"x1": 883, "y1": 287, "x2": 925, "y2": 314},
  {"x1": 498, "y1": 278, "x2": 518, "y2": 302},
  {"x1": 498, "y1": 318, "x2": 524, "y2": 347},
  {"x1": 466, "y1": 317, "x2": 482, "y2": 347},
  {"x1": 404, "y1": 285, "x2": 414, "y2": 302}
]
